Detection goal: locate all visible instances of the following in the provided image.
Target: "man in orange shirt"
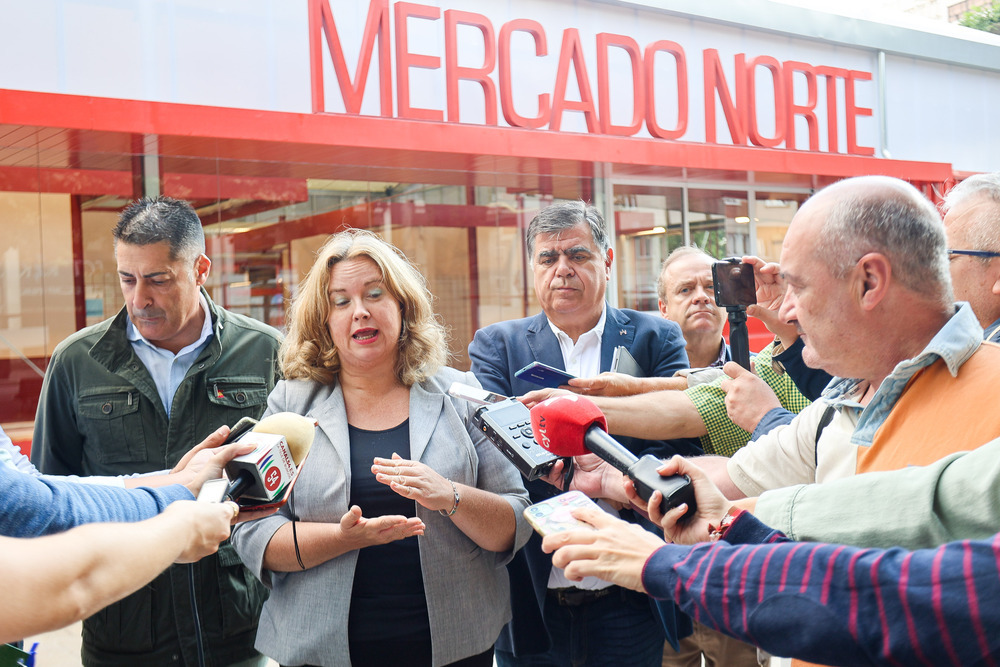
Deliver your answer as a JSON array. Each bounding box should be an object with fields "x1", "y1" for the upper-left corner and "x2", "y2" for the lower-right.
[{"x1": 568, "y1": 174, "x2": 1000, "y2": 525}]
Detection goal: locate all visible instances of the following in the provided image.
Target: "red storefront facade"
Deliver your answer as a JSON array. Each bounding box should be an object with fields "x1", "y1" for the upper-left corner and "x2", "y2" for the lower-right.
[{"x1": 1, "y1": 0, "x2": 995, "y2": 437}]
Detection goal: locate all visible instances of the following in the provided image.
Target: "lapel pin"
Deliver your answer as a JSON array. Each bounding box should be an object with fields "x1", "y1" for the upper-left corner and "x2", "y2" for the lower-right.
[{"x1": 620, "y1": 329, "x2": 627, "y2": 336}]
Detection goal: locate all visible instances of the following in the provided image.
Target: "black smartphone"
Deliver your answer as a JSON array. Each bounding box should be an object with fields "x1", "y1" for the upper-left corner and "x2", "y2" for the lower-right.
[
  {"x1": 514, "y1": 361, "x2": 576, "y2": 389},
  {"x1": 223, "y1": 416, "x2": 258, "y2": 445},
  {"x1": 712, "y1": 259, "x2": 756, "y2": 308}
]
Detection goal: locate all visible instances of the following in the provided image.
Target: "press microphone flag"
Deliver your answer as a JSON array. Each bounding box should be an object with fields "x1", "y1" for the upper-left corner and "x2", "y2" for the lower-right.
[{"x1": 530, "y1": 394, "x2": 695, "y2": 516}]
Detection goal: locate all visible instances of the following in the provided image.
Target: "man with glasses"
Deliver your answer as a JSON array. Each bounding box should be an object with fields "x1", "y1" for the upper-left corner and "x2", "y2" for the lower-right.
[
  {"x1": 943, "y1": 173, "x2": 1000, "y2": 343},
  {"x1": 715, "y1": 173, "x2": 1000, "y2": 550}
]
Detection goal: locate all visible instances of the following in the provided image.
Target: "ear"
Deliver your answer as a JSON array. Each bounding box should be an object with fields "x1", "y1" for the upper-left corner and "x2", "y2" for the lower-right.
[
  {"x1": 194, "y1": 254, "x2": 211, "y2": 287},
  {"x1": 854, "y1": 252, "x2": 890, "y2": 311},
  {"x1": 990, "y1": 260, "x2": 1000, "y2": 296},
  {"x1": 658, "y1": 298, "x2": 669, "y2": 319},
  {"x1": 605, "y1": 248, "x2": 614, "y2": 279}
]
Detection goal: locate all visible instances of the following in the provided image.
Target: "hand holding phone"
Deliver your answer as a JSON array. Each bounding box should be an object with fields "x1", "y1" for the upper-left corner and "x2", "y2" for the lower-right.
[
  {"x1": 524, "y1": 490, "x2": 601, "y2": 537},
  {"x1": 712, "y1": 259, "x2": 756, "y2": 308},
  {"x1": 196, "y1": 477, "x2": 229, "y2": 503}
]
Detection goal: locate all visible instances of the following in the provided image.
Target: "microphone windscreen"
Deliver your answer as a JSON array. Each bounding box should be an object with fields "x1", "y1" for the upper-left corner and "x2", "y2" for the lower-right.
[
  {"x1": 530, "y1": 395, "x2": 608, "y2": 457},
  {"x1": 253, "y1": 412, "x2": 318, "y2": 465}
]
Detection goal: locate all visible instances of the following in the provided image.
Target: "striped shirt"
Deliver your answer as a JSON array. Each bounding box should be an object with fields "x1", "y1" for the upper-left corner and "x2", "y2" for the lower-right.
[{"x1": 644, "y1": 512, "x2": 1000, "y2": 666}]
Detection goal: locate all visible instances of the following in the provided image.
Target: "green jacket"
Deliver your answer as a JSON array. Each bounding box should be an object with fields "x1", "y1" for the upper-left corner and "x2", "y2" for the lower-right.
[
  {"x1": 755, "y1": 436, "x2": 1000, "y2": 550},
  {"x1": 31, "y1": 291, "x2": 282, "y2": 667}
]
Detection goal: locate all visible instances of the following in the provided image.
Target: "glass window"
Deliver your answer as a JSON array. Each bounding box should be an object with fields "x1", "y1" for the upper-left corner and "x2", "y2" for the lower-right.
[{"x1": 613, "y1": 187, "x2": 684, "y2": 312}]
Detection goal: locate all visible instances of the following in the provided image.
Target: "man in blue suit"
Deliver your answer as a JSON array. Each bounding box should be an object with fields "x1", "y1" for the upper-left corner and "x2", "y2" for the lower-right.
[{"x1": 469, "y1": 200, "x2": 699, "y2": 666}]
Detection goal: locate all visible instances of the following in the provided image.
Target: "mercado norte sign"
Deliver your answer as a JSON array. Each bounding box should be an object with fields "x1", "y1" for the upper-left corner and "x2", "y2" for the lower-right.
[{"x1": 309, "y1": 0, "x2": 876, "y2": 156}]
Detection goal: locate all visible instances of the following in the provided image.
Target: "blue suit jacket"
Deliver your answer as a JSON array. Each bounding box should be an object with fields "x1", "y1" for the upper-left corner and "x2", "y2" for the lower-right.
[{"x1": 469, "y1": 306, "x2": 699, "y2": 656}]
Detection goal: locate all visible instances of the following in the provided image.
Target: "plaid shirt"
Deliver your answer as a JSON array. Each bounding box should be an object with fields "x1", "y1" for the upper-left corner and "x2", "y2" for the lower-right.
[{"x1": 687, "y1": 341, "x2": 811, "y2": 457}]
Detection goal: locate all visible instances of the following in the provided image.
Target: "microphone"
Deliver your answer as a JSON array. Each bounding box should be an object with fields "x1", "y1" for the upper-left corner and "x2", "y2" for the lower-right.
[
  {"x1": 529, "y1": 395, "x2": 696, "y2": 516},
  {"x1": 223, "y1": 412, "x2": 317, "y2": 502}
]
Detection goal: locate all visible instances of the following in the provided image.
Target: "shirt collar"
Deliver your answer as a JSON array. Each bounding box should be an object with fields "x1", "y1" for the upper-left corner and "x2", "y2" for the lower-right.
[
  {"x1": 548, "y1": 302, "x2": 607, "y2": 347},
  {"x1": 985, "y1": 315, "x2": 1000, "y2": 344},
  {"x1": 710, "y1": 338, "x2": 729, "y2": 368},
  {"x1": 822, "y1": 302, "x2": 983, "y2": 403}
]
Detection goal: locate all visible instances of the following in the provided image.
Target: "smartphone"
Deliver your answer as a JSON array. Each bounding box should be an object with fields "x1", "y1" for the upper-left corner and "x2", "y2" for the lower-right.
[
  {"x1": 523, "y1": 490, "x2": 601, "y2": 537},
  {"x1": 448, "y1": 382, "x2": 508, "y2": 406},
  {"x1": 197, "y1": 477, "x2": 230, "y2": 503},
  {"x1": 515, "y1": 361, "x2": 576, "y2": 389},
  {"x1": 223, "y1": 416, "x2": 258, "y2": 445},
  {"x1": 712, "y1": 259, "x2": 756, "y2": 308},
  {"x1": 610, "y1": 346, "x2": 643, "y2": 377}
]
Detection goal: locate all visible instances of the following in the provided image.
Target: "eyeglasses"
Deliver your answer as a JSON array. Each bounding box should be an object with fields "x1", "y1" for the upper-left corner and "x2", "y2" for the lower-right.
[{"x1": 947, "y1": 249, "x2": 1000, "y2": 260}]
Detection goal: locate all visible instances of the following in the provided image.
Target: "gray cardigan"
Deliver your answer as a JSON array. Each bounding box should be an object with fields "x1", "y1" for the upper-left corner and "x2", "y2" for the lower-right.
[{"x1": 231, "y1": 367, "x2": 531, "y2": 666}]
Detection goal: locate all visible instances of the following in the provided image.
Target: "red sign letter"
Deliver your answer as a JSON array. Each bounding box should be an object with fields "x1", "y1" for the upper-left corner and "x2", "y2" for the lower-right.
[
  {"x1": 596, "y1": 33, "x2": 644, "y2": 136},
  {"x1": 550, "y1": 29, "x2": 599, "y2": 133},
  {"x1": 845, "y1": 69, "x2": 874, "y2": 156},
  {"x1": 784, "y1": 61, "x2": 819, "y2": 151},
  {"x1": 498, "y1": 19, "x2": 550, "y2": 129},
  {"x1": 309, "y1": 0, "x2": 391, "y2": 115},
  {"x1": 395, "y1": 2, "x2": 443, "y2": 122},
  {"x1": 703, "y1": 49, "x2": 747, "y2": 145},
  {"x1": 746, "y1": 55, "x2": 786, "y2": 148},
  {"x1": 444, "y1": 10, "x2": 497, "y2": 125},
  {"x1": 644, "y1": 40, "x2": 688, "y2": 140},
  {"x1": 816, "y1": 66, "x2": 847, "y2": 153}
]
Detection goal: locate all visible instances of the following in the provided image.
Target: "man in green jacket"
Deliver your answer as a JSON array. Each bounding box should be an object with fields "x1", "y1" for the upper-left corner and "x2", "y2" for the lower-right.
[{"x1": 31, "y1": 196, "x2": 282, "y2": 667}]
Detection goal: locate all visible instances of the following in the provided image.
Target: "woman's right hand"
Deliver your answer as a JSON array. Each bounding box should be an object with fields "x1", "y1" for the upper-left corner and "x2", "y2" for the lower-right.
[{"x1": 338, "y1": 505, "x2": 425, "y2": 549}]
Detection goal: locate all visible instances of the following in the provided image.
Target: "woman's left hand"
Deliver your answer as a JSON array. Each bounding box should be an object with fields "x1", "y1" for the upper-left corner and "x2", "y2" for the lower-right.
[{"x1": 373, "y1": 453, "x2": 456, "y2": 514}]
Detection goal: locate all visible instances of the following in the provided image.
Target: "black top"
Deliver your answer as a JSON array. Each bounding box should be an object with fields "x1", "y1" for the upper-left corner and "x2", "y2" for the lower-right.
[{"x1": 347, "y1": 420, "x2": 430, "y2": 644}]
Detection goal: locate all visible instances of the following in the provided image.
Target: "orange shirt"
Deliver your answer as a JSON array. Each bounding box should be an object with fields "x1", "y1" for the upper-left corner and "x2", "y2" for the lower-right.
[
  {"x1": 856, "y1": 341, "x2": 1000, "y2": 474},
  {"x1": 794, "y1": 341, "x2": 1000, "y2": 667}
]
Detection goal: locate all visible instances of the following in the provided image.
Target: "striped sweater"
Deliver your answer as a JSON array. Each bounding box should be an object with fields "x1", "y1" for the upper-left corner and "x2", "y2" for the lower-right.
[{"x1": 644, "y1": 512, "x2": 1000, "y2": 666}]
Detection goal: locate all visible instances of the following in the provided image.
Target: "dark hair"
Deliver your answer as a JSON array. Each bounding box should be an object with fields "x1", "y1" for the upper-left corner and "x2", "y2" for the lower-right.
[
  {"x1": 113, "y1": 196, "x2": 205, "y2": 261},
  {"x1": 526, "y1": 201, "x2": 609, "y2": 258}
]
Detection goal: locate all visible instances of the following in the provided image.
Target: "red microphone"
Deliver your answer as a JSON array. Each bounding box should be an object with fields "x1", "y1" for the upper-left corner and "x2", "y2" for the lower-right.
[{"x1": 530, "y1": 394, "x2": 695, "y2": 516}]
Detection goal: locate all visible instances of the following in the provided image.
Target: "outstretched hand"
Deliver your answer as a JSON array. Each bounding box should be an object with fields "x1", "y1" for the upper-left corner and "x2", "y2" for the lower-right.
[
  {"x1": 540, "y1": 455, "x2": 628, "y2": 504},
  {"x1": 338, "y1": 505, "x2": 425, "y2": 549},
  {"x1": 720, "y1": 361, "x2": 781, "y2": 432},
  {"x1": 182, "y1": 442, "x2": 257, "y2": 498},
  {"x1": 626, "y1": 456, "x2": 731, "y2": 545},
  {"x1": 566, "y1": 373, "x2": 646, "y2": 397},
  {"x1": 542, "y1": 507, "x2": 666, "y2": 593},
  {"x1": 520, "y1": 387, "x2": 573, "y2": 409}
]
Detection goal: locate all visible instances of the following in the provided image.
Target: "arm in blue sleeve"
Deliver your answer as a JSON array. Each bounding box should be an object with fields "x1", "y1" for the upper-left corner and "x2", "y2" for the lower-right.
[
  {"x1": 0, "y1": 464, "x2": 193, "y2": 537},
  {"x1": 644, "y1": 513, "x2": 1000, "y2": 666},
  {"x1": 468, "y1": 327, "x2": 514, "y2": 396},
  {"x1": 648, "y1": 319, "x2": 691, "y2": 378},
  {"x1": 750, "y1": 407, "x2": 796, "y2": 441},
  {"x1": 773, "y1": 338, "x2": 833, "y2": 402}
]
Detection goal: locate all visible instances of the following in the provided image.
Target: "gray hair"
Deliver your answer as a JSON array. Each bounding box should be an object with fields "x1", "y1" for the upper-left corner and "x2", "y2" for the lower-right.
[
  {"x1": 113, "y1": 196, "x2": 206, "y2": 262},
  {"x1": 526, "y1": 201, "x2": 609, "y2": 258},
  {"x1": 657, "y1": 245, "x2": 713, "y2": 302},
  {"x1": 943, "y1": 173, "x2": 1000, "y2": 257},
  {"x1": 813, "y1": 176, "x2": 952, "y2": 307}
]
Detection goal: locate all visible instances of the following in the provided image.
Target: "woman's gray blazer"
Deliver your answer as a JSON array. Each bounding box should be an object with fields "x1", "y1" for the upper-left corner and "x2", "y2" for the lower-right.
[{"x1": 230, "y1": 367, "x2": 531, "y2": 666}]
